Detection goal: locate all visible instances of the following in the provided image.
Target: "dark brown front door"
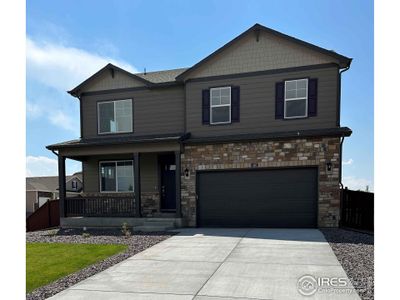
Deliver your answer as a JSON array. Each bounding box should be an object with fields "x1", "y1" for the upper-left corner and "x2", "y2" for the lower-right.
[{"x1": 159, "y1": 154, "x2": 176, "y2": 211}]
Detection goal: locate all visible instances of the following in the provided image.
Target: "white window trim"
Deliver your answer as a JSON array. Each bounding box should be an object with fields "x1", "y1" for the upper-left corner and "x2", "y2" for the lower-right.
[
  {"x1": 210, "y1": 86, "x2": 231, "y2": 125},
  {"x1": 99, "y1": 160, "x2": 134, "y2": 193},
  {"x1": 284, "y1": 79, "x2": 308, "y2": 119},
  {"x1": 97, "y1": 99, "x2": 133, "y2": 134}
]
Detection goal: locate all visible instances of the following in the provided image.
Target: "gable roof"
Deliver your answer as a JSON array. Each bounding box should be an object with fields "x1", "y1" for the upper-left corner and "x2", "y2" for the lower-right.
[
  {"x1": 68, "y1": 23, "x2": 351, "y2": 97},
  {"x1": 26, "y1": 172, "x2": 83, "y2": 192},
  {"x1": 68, "y1": 63, "x2": 153, "y2": 97},
  {"x1": 176, "y1": 23, "x2": 352, "y2": 81},
  {"x1": 69, "y1": 64, "x2": 188, "y2": 97}
]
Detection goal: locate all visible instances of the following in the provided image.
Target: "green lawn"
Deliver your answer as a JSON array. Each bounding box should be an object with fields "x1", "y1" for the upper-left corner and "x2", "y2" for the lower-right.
[{"x1": 26, "y1": 242, "x2": 127, "y2": 293}]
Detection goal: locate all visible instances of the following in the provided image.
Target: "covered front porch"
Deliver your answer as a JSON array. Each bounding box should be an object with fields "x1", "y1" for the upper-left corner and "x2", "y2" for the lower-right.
[{"x1": 47, "y1": 134, "x2": 186, "y2": 228}]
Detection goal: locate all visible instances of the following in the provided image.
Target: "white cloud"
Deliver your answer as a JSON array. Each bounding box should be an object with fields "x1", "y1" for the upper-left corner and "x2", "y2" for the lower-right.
[
  {"x1": 49, "y1": 110, "x2": 77, "y2": 133},
  {"x1": 26, "y1": 101, "x2": 42, "y2": 118},
  {"x1": 342, "y1": 158, "x2": 354, "y2": 165},
  {"x1": 343, "y1": 176, "x2": 373, "y2": 192},
  {"x1": 26, "y1": 100, "x2": 79, "y2": 134},
  {"x1": 26, "y1": 156, "x2": 82, "y2": 177},
  {"x1": 26, "y1": 156, "x2": 58, "y2": 176},
  {"x1": 26, "y1": 37, "x2": 137, "y2": 91}
]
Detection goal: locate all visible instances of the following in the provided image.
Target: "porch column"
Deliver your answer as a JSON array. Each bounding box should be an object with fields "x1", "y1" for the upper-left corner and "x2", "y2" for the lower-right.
[
  {"x1": 175, "y1": 151, "x2": 181, "y2": 217},
  {"x1": 58, "y1": 155, "x2": 66, "y2": 218},
  {"x1": 134, "y1": 153, "x2": 141, "y2": 217}
]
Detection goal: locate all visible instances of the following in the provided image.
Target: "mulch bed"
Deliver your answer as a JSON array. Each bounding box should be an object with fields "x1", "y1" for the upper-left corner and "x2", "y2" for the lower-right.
[
  {"x1": 26, "y1": 228, "x2": 174, "y2": 300},
  {"x1": 321, "y1": 228, "x2": 374, "y2": 300}
]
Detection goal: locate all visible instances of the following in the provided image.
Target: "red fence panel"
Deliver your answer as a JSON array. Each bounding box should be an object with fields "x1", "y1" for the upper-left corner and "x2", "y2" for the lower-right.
[{"x1": 26, "y1": 200, "x2": 59, "y2": 232}]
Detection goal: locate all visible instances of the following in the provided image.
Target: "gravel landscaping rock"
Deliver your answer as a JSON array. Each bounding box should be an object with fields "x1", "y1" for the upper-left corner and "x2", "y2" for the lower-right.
[
  {"x1": 26, "y1": 228, "x2": 174, "y2": 300},
  {"x1": 321, "y1": 228, "x2": 374, "y2": 300}
]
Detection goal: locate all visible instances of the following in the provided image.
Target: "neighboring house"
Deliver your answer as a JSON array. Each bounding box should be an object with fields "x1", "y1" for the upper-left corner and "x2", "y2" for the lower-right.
[
  {"x1": 26, "y1": 172, "x2": 83, "y2": 216},
  {"x1": 47, "y1": 24, "x2": 352, "y2": 229}
]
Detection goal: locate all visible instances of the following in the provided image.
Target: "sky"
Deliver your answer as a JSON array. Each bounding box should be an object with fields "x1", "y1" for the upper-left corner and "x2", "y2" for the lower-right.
[{"x1": 26, "y1": 0, "x2": 374, "y2": 191}]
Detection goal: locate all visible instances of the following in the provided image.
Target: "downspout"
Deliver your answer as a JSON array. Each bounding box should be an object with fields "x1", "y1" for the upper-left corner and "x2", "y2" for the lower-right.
[
  {"x1": 338, "y1": 64, "x2": 351, "y2": 226},
  {"x1": 50, "y1": 150, "x2": 60, "y2": 201},
  {"x1": 78, "y1": 94, "x2": 83, "y2": 139},
  {"x1": 339, "y1": 135, "x2": 345, "y2": 226},
  {"x1": 51, "y1": 150, "x2": 59, "y2": 157},
  {"x1": 337, "y1": 65, "x2": 351, "y2": 127},
  {"x1": 339, "y1": 135, "x2": 345, "y2": 190},
  {"x1": 338, "y1": 65, "x2": 350, "y2": 186}
]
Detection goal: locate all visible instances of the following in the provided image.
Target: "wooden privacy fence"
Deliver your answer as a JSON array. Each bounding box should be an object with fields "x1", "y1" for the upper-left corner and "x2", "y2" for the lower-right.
[
  {"x1": 26, "y1": 200, "x2": 59, "y2": 232},
  {"x1": 340, "y1": 188, "x2": 374, "y2": 231}
]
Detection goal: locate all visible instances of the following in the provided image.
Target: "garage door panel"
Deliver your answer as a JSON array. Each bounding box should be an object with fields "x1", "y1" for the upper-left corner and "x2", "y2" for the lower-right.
[{"x1": 197, "y1": 168, "x2": 317, "y2": 228}]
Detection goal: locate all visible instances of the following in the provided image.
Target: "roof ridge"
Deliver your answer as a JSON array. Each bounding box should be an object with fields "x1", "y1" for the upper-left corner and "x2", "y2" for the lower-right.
[{"x1": 134, "y1": 67, "x2": 189, "y2": 75}]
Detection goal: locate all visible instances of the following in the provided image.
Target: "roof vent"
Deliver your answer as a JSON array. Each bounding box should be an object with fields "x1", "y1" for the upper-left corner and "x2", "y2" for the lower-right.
[{"x1": 144, "y1": 67, "x2": 146, "y2": 75}]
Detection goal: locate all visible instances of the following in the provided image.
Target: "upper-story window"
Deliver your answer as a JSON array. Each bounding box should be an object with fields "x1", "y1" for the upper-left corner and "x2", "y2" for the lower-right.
[
  {"x1": 98, "y1": 99, "x2": 133, "y2": 134},
  {"x1": 284, "y1": 79, "x2": 308, "y2": 119},
  {"x1": 210, "y1": 87, "x2": 231, "y2": 124},
  {"x1": 71, "y1": 180, "x2": 78, "y2": 191}
]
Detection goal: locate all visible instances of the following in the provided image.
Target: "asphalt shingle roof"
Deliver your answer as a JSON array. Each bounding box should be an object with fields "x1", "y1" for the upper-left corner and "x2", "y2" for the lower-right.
[
  {"x1": 46, "y1": 133, "x2": 188, "y2": 150},
  {"x1": 134, "y1": 67, "x2": 188, "y2": 83},
  {"x1": 26, "y1": 172, "x2": 82, "y2": 192}
]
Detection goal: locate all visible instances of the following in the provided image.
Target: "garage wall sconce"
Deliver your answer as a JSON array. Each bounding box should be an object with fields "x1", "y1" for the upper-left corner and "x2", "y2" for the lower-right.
[
  {"x1": 326, "y1": 161, "x2": 332, "y2": 172},
  {"x1": 184, "y1": 168, "x2": 190, "y2": 179}
]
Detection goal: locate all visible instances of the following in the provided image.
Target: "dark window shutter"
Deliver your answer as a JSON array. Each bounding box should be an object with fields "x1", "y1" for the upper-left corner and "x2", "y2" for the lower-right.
[
  {"x1": 202, "y1": 89, "x2": 210, "y2": 124},
  {"x1": 231, "y1": 86, "x2": 240, "y2": 122},
  {"x1": 275, "y1": 82, "x2": 284, "y2": 119},
  {"x1": 308, "y1": 78, "x2": 318, "y2": 117}
]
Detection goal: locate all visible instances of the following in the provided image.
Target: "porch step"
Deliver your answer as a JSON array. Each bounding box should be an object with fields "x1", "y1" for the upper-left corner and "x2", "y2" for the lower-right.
[
  {"x1": 60, "y1": 217, "x2": 184, "y2": 230},
  {"x1": 135, "y1": 219, "x2": 177, "y2": 232},
  {"x1": 134, "y1": 225, "x2": 174, "y2": 232}
]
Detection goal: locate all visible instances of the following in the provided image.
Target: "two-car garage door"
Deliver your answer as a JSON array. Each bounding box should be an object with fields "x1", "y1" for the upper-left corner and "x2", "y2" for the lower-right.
[{"x1": 197, "y1": 168, "x2": 318, "y2": 228}]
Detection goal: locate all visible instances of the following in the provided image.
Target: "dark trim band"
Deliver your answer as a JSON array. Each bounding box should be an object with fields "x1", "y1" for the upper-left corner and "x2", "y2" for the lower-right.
[
  {"x1": 185, "y1": 63, "x2": 339, "y2": 84},
  {"x1": 184, "y1": 127, "x2": 352, "y2": 145},
  {"x1": 79, "y1": 81, "x2": 183, "y2": 98}
]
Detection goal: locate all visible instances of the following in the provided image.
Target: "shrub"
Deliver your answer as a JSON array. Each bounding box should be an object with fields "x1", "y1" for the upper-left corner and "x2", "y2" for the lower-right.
[{"x1": 121, "y1": 222, "x2": 132, "y2": 238}]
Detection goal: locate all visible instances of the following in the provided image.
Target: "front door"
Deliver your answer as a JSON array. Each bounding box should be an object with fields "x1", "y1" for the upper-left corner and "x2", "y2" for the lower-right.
[{"x1": 159, "y1": 154, "x2": 176, "y2": 211}]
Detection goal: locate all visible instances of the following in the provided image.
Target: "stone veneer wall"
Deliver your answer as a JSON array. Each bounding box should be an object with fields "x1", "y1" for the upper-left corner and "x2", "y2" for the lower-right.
[
  {"x1": 180, "y1": 137, "x2": 341, "y2": 227},
  {"x1": 141, "y1": 191, "x2": 160, "y2": 217}
]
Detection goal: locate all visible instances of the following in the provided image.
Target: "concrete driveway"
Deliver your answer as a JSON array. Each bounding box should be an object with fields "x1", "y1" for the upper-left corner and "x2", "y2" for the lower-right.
[{"x1": 49, "y1": 229, "x2": 360, "y2": 300}]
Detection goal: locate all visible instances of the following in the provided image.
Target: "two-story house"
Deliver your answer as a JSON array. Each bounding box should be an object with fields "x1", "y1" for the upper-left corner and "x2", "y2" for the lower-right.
[{"x1": 47, "y1": 24, "x2": 352, "y2": 230}]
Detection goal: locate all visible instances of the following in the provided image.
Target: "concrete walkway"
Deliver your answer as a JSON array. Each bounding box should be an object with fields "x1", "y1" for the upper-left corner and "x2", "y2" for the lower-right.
[{"x1": 49, "y1": 229, "x2": 360, "y2": 299}]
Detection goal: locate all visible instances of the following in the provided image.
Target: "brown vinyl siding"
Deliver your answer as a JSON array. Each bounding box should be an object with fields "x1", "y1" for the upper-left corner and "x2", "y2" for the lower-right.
[
  {"x1": 81, "y1": 86, "x2": 184, "y2": 139},
  {"x1": 186, "y1": 66, "x2": 339, "y2": 138},
  {"x1": 184, "y1": 30, "x2": 338, "y2": 80},
  {"x1": 82, "y1": 153, "x2": 158, "y2": 193},
  {"x1": 83, "y1": 70, "x2": 146, "y2": 92}
]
